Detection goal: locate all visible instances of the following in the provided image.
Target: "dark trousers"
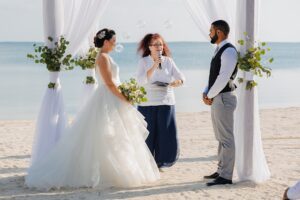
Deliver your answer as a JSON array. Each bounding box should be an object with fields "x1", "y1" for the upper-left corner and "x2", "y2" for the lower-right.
[{"x1": 138, "y1": 105, "x2": 179, "y2": 168}]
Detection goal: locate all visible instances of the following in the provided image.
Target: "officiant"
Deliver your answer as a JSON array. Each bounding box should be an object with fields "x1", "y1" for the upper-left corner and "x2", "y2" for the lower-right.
[{"x1": 136, "y1": 33, "x2": 185, "y2": 171}]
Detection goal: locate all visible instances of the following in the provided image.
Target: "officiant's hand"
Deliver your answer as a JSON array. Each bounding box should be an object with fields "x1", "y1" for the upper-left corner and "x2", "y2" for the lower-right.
[
  {"x1": 170, "y1": 80, "x2": 183, "y2": 87},
  {"x1": 147, "y1": 57, "x2": 161, "y2": 79},
  {"x1": 202, "y1": 93, "x2": 213, "y2": 105},
  {"x1": 153, "y1": 56, "x2": 162, "y2": 68}
]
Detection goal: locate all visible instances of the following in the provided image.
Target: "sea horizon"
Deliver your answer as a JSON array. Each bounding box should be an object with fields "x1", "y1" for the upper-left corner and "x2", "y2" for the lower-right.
[{"x1": 0, "y1": 41, "x2": 300, "y2": 119}]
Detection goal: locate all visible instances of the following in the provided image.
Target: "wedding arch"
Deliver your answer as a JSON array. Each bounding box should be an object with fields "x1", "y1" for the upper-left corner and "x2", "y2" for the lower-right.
[{"x1": 33, "y1": 0, "x2": 270, "y2": 183}]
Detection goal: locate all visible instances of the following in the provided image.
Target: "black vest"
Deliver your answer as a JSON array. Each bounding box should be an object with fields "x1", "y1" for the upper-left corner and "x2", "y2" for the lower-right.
[{"x1": 208, "y1": 43, "x2": 238, "y2": 94}]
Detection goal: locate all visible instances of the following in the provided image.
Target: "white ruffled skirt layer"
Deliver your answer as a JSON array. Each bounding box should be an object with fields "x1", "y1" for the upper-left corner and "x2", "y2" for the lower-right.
[{"x1": 26, "y1": 84, "x2": 160, "y2": 190}]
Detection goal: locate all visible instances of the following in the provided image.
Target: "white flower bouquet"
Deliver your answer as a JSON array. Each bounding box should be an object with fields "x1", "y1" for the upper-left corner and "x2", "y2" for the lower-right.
[{"x1": 118, "y1": 78, "x2": 147, "y2": 105}]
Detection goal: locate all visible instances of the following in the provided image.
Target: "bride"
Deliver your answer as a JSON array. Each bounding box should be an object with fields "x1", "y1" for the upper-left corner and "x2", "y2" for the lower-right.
[{"x1": 25, "y1": 28, "x2": 160, "y2": 190}]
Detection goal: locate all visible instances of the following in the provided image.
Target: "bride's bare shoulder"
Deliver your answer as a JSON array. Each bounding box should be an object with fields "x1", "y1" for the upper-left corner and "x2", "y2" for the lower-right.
[
  {"x1": 98, "y1": 52, "x2": 109, "y2": 60},
  {"x1": 97, "y1": 53, "x2": 110, "y2": 65}
]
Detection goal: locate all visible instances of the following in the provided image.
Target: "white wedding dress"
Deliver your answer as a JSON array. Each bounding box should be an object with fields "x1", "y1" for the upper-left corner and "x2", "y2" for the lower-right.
[{"x1": 25, "y1": 55, "x2": 160, "y2": 190}]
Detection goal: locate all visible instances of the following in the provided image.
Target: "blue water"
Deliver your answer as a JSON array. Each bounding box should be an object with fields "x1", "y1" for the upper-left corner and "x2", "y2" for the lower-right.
[{"x1": 0, "y1": 42, "x2": 300, "y2": 119}]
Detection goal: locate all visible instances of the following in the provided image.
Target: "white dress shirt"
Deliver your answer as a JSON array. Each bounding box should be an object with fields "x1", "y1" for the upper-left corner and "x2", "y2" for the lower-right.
[
  {"x1": 136, "y1": 55, "x2": 185, "y2": 106},
  {"x1": 204, "y1": 39, "x2": 238, "y2": 99}
]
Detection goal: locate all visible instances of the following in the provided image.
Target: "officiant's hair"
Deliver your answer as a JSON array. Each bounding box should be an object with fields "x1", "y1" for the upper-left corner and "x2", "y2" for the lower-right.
[
  {"x1": 137, "y1": 33, "x2": 171, "y2": 57},
  {"x1": 212, "y1": 20, "x2": 230, "y2": 36},
  {"x1": 94, "y1": 28, "x2": 116, "y2": 48}
]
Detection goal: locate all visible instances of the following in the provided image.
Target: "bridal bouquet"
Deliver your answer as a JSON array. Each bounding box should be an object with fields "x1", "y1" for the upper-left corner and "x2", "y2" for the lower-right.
[{"x1": 118, "y1": 78, "x2": 147, "y2": 105}]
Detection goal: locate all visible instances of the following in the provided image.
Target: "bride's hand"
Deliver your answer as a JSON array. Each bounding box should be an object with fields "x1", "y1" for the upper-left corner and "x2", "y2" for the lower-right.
[{"x1": 122, "y1": 95, "x2": 133, "y2": 105}]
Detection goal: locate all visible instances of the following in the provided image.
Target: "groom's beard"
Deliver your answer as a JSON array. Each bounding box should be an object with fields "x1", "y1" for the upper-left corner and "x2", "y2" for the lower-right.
[{"x1": 210, "y1": 34, "x2": 218, "y2": 44}]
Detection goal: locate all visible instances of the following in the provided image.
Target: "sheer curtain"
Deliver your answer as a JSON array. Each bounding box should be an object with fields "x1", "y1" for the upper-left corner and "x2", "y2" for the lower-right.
[
  {"x1": 78, "y1": 68, "x2": 98, "y2": 109},
  {"x1": 234, "y1": 0, "x2": 270, "y2": 183},
  {"x1": 63, "y1": 0, "x2": 109, "y2": 111},
  {"x1": 183, "y1": 0, "x2": 270, "y2": 182},
  {"x1": 31, "y1": 0, "x2": 109, "y2": 166},
  {"x1": 30, "y1": 0, "x2": 67, "y2": 166},
  {"x1": 63, "y1": 0, "x2": 109, "y2": 56},
  {"x1": 183, "y1": 0, "x2": 236, "y2": 42}
]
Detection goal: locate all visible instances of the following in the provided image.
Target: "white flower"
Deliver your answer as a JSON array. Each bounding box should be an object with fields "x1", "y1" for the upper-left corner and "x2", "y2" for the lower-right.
[
  {"x1": 118, "y1": 78, "x2": 147, "y2": 104},
  {"x1": 97, "y1": 31, "x2": 106, "y2": 39}
]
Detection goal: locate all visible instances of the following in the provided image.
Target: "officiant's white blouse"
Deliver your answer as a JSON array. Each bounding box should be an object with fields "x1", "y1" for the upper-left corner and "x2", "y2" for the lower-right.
[{"x1": 137, "y1": 55, "x2": 185, "y2": 106}]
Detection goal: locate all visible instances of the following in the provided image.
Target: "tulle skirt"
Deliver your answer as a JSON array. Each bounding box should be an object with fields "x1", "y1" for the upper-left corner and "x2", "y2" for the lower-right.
[{"x1": 25, "y1": 84, "x2": 160, "y2": 190}]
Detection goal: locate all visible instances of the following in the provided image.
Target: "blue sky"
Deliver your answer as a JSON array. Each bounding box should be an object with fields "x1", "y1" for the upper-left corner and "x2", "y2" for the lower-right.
[{"x1": 0, "y1": 0, "x2": 299, "y2": 42}]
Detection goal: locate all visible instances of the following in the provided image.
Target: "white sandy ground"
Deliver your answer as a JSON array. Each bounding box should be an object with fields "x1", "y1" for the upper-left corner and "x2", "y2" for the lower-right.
[{"x1": 0, "y1": 107, "x2": 300, "y2": 200}]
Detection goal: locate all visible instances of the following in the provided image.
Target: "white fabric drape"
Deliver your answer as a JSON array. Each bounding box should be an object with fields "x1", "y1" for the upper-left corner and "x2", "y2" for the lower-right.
[
  {"x1": 32, "y1": 0, "x2": 109, "y2": 165},
  {"x1": 62, "y1": 0, "x2": 108, "y2": 113},
  {"x1": 30, "y1": 0, "x2": 67, "y2": 166},
  {"x1": 43, "y1": 0, "x2": 64, "y2": 47},
  {"x1": 63, "y1": 0, "x2": 110, "y2": 56},
  {"x1": 183, "y1": 0, "x2": 237, "y2": 42},
  {"x1": 234, "y1": 0, "x2": 270, "y2": 183},
  {"x1": 184, "y1": 0, "x2": 270, "y2": 182},
  {"x1": 31, "y1": 71, "x2": 67, "y2": 166},
  {"x1": 79, "y1": 69, "x2": 98, "y2": 108}
]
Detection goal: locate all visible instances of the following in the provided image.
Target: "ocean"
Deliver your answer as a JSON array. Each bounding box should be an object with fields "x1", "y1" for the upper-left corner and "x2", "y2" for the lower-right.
[{"x1": 0, "y1": 42, "x2": 300, "y2": 119}]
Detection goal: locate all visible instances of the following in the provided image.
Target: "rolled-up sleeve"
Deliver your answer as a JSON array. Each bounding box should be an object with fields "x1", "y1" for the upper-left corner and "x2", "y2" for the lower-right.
[
  {"x1": 170, "y1": 58, "x2": 185, "y2": 83},
  {"x1": 203, "y1": 85, "x2": 209, "y2": 94}
]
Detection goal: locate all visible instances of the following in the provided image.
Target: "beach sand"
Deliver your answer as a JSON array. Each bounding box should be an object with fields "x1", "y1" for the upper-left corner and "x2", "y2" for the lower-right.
[{"x1": 0, "y1": 107, "x2": 300, "y2": 200}]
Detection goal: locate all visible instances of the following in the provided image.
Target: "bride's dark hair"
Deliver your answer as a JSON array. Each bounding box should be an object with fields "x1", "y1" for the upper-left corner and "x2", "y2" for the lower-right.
[{"x1": 94, "y1": 28, "x2": 116, "y2": 48}]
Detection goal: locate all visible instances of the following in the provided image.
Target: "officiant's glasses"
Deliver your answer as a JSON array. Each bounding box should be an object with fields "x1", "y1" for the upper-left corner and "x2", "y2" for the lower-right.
[{"x1": 150, "y1": 43, "x2": 163, "y2": 47}]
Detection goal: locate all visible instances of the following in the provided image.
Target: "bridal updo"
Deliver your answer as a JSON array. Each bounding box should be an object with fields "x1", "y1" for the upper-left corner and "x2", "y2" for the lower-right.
[{"x1": 94, "y1": 28, "x2": 116, "y2": 48}]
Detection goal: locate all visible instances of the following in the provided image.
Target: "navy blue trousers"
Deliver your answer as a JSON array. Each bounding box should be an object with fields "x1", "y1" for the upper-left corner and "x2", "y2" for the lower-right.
[{"x1": 138, "y1": 105, "x2": 179, "y2": 168}]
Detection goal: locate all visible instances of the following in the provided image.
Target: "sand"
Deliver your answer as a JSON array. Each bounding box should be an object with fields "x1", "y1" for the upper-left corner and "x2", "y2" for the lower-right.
[{"x1": 0, "y1": 107, "x2": 300, "y2": 200}]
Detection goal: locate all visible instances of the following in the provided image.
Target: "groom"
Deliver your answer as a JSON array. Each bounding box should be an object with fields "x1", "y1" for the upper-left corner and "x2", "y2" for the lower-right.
[{"x1": 202, "y1": 20, "x2": 238, "y2": 186}]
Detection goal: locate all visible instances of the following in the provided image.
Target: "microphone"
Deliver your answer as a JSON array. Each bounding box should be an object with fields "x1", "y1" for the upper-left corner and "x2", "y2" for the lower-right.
[{"x1": 157, "y1": 50, "x2": 162, "y2": 69}]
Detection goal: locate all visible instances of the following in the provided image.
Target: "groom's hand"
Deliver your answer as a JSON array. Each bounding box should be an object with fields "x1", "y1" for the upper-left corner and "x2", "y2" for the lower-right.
[
  {"x1": 207, "y1": 97, "x2": 213, "y2": 105},
  {"x1": 202, "y1": 93, "x2": 213, "y2": 105}
]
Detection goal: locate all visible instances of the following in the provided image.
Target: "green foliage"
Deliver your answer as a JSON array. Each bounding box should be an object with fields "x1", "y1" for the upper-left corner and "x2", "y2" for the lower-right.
[
  {"x1": 48, "y1": 82, "x2": 56, "y2": 89},
  {"x1": 74, "y1": 47, "x2": 99, "y2": 85},
  {"x1": 246, "y1": 80, "x2": 258, "y2": 90},
  {"x1": 74, "y1": 47, "x2": 99, "y2": 70},
  {"x1": 237, "y1": 33, "x2": 273, "y2": 90},
  {"x1": 118, "y1": 78, "x2": 148, "y2": 104},
  {"x1": 85, "y1": 76, "x2": 96, "y2": 84},
  {"x1": 27, "y1": 36, "x2": 75, "y2": 72}
]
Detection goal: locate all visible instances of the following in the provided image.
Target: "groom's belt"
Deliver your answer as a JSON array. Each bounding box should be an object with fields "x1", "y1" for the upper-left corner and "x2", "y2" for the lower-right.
[{"x1": 220, "y1": 87, "x2": 235, "y2": 94}]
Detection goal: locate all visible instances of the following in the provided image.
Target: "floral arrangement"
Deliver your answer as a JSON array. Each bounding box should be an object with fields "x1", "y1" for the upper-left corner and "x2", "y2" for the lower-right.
[
  {"x1": 118, "y1": 78, "x2": 147, "y2": 105},
  {"x1": 74, "y1": 47, "x2": 98, "y2": 70},
  {"x1": 237, "y1": 33, "x2": 274, "y2": 90},
  {"x1": 74, "y1": 47, "x2": 99, "y2": 84},
  {"x1": 27, "y1": 36, "x2": 75, "y2": 88}
]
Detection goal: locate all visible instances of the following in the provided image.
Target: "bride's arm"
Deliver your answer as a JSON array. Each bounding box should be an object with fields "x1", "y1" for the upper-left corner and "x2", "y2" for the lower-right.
[{"x1": 97, "y1": 54, "x2": 128, "y2": 103}]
